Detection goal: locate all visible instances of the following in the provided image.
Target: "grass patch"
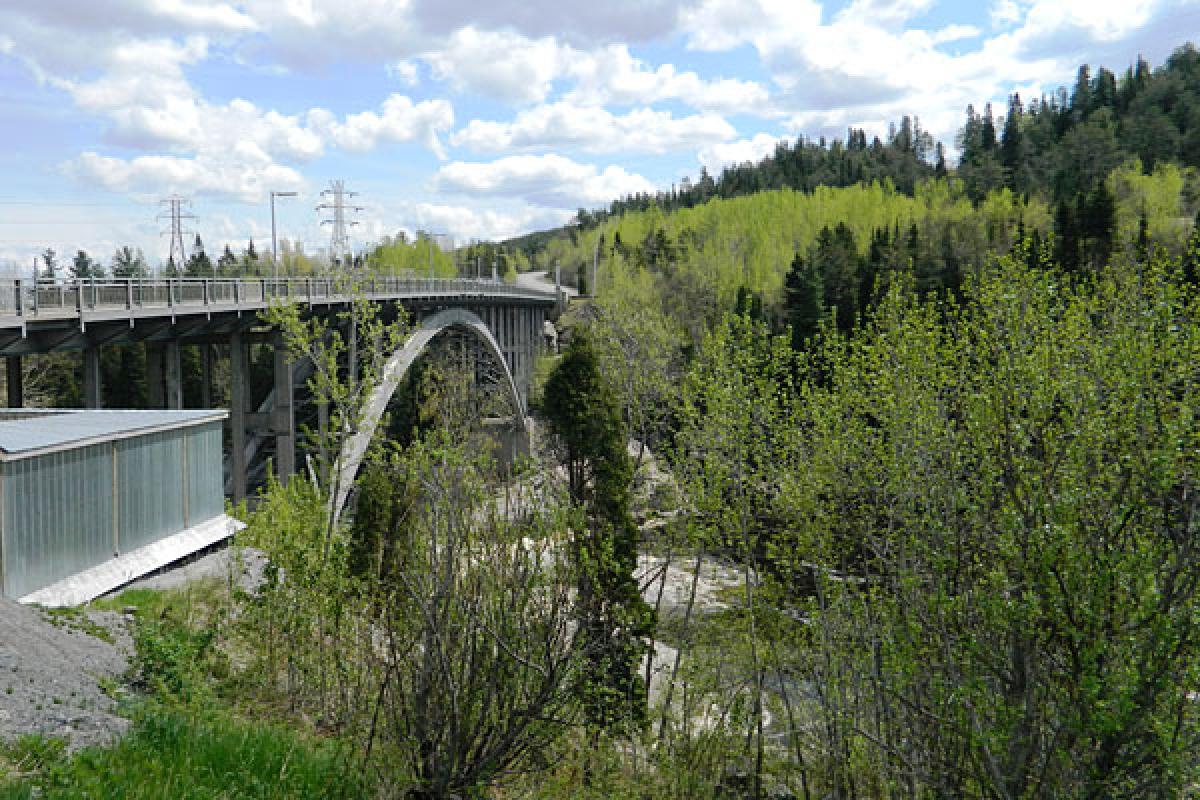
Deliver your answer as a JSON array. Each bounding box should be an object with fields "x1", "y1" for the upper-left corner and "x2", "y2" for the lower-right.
[
  {"x1": 0, "y1": 708, "x2": 368, "y2": 799},
  {"x1": 90, "y1": 579, "x2": 230, "y2": 623},
  {"x1": 39, "y1": 607, "x2": 114, "y2": 644}
]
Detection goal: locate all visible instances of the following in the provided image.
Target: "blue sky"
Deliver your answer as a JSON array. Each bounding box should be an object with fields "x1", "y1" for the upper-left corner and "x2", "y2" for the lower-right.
[{"x1": 0, "y1": 0, "x2": 1196, "y2": 272}]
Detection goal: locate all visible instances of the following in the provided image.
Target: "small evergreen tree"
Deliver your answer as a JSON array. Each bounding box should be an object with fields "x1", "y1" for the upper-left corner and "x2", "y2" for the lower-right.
[
  {"x1": 186, "y1": 234, "x2": 214, "y2": 277},
  {"x1": 543, "y1": 332, "x2": 653, "y2": 731},
  {"x1": 784, "y1": 252, "x2": 823, "y2": 349},
  {"x1": 69, "y1": 249, "x2": 103, "y2": 280},
  {"x1": 40, "y1": 247, "x2": 58, "y2": 281}
]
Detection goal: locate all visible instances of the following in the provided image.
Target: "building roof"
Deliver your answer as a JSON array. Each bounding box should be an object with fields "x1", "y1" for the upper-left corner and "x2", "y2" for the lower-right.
[{"x1": 0, "y1": 409, "x2": 227, "y2": 459}]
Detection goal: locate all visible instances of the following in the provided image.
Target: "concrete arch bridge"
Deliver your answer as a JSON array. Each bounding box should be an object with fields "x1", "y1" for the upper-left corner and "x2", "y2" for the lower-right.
[{"x1": 0, "y1": 277, "x2": 560, "y2": 502}]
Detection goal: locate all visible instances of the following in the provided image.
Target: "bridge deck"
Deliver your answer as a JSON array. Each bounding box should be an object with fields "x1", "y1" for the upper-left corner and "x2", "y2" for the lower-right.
[{"x1": 0, "y1": 277, "x2": 556, "y2": 333}]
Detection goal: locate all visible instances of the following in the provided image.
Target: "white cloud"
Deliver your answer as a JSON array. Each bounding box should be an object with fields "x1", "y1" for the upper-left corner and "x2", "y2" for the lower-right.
[
  {"x1": 837, "y1": 0, "x2": 934, "y2": 28},
  {"x1": 307, "y1": 95, "x2": 454, "y2": 157},
  {"x1": 66, "y1": 151, "x2": 305, "y2": 204},
  {"x1": 433, "y1": 154, "x2": 655, "y2": 207},
  {"x1": 408, "y1": 0, "x2": 695, "y2": 45},
  {"x1": 404, "y1": 202, "x2": 573, "y2": 242},
  {"x1": 59, "y1": 88, "x2": 452, "y2": 201},
  {"x1": 387, "y1": 60, "x2": 420, "y2": 86},
  {"x1": 990, "y1": 0, "x2": 1026, "y2": 28},
  {"x1": 564, "y1": 44, "x2": 769, "y2": 114},
  {"x1": 422, "y1": 27, "x2": 570, "y2": 105},
  {"x1": 931, "y1": 24, "x2": 981, "y2": 44},
  {"x1": 237, "y1": 0, "x2": 422, "y2": 68},
  {"x1": 451, "y1": 103, "x2": 736, "y2": 154},
  {"x1": 698, "y1": 133, "x2": 784, "y2": 172}
]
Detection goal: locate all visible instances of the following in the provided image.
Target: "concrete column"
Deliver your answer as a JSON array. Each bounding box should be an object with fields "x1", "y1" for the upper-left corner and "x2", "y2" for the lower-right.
[
  {"x1": 6, "y1": 356, "x2": 23, "y2": 408},
  {"x1": 200, "y1": 344, "x2": 213, "y2": 408},
  {"x1": 165, "y1": 340, "x2": 183, "y2": 410},
  {"x1": 83, "y1": 346, "x2": 103, "y2": 409},
  {"x1": 146, "y1": 345, "x2": 165, "y2": 408},
  {"x1": 505, "y1": 307, "x2": 515, "y2": 375},
  {"x1": 519, "y1": 307, "x2": 530, "y2": 408},
  {"x1": 230, "y1": 331, "x2": 248, "y2": 505},
  {"x1": 272, "y1": 332, "x2": 295, "y2": 482}
]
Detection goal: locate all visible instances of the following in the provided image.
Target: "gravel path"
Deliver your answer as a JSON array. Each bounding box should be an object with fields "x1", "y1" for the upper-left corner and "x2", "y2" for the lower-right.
[
  {"x1": 116, "y1": 544, "x2": 267, "y2": 594},
  {"x1": 0, "y1": 598, "x2": 129, "y2": 750},
  {"x1": 0, "y1": 544, "x2": 267, "y2": 752}
]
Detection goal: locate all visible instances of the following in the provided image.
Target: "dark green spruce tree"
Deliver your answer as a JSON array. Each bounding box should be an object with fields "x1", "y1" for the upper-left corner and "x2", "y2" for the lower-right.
[
  {"x1": 543, "y1": 332, "x2": 653, "y2": 731},
  {"x1": 783, "y1": 252, "x2": 823, "y2": 349}
]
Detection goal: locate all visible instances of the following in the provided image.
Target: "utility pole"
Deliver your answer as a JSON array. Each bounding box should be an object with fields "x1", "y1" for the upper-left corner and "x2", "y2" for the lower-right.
[
  {"x1": 420, "y1": 231, "x2": 448, "y2": 278},
  {"x1": 158, "y1": 195, "x2": 195, "y2": 275},
  {"x1": 316, "y1": 180, "x2": 363, "y2": 269}
]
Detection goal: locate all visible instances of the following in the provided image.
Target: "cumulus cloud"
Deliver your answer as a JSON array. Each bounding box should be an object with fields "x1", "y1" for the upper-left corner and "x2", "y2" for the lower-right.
[
  {"x1": 409, "y1": 0, "x2": 696, "y2": 45},
  {"x1": 402, "y1": 202, "x2": 573, "y2": 242},
  {"x1": 237, "y1": 0, "x2": 422, "y2": 69},
  {"x1": 451, "y1": 103, "x2": 736, "y2": 154},
  {"x1": 387, "y1": 60, "x2": 421, "y2": 86},
  {"x1": 58, "y1": 89, "x2": 452, "y2": 201},
  {"x1": 680, "y1": 0, "x2": 1190, "y2": 151},
  {"x1": 433, "y1": 154, "x2": 655, "y2": 208},
  {"x1": 307, "y1": 95, "x2": 454, "y2": 157},
  {"x1": 698, "y1": 133, "x2": 784, "y2": 172},
  {"x1": 422, "y1": 27, "x2": 570, "y2": 105},
  {"x1": 66, "y1": 151, "x2": 305, "y2": 203},
  {"x1": 564, "y1": 44, "x2": 769, "y2": 114}
]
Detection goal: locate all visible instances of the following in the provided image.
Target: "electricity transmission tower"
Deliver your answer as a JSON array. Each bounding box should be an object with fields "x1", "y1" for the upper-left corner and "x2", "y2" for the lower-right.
[
  {"x1": 316, "y1": 180, "x2": 363, "y2": 265},
  {"x1": 157, "y1": 195, "x2": 195, "y2": 272}
]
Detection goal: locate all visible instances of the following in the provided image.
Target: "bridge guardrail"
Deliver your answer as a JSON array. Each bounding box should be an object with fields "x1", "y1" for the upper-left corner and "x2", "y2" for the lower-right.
[{"x1": 0, "y1": 276, "x2": 554, "y2": 320}]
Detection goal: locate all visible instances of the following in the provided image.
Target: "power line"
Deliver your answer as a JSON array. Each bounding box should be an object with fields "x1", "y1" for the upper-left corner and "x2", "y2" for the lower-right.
[
  {"x1": 316, "y1": 180, "x2": 363, "y2": 264},
  {"x1": 157, "y1": 195, "x2": 195, "y2": 270}
]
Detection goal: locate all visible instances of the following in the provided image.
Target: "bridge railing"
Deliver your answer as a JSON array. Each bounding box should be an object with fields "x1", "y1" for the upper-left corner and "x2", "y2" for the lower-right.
[{"x1": 0, "y1": 276, "x2": 551, "y2": 319}]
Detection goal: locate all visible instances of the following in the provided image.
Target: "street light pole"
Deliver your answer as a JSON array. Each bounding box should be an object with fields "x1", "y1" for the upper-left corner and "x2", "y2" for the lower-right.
[
  {"x1": 422, "y1": 231, "x2": 448, "y2": 278},
  {"x1": 270, "y1": 190, "x2": 298, "y2": 281}
]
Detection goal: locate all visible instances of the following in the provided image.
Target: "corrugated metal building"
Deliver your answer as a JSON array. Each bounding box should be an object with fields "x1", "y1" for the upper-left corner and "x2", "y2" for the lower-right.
[{"x1": 0, "y1": 409, "x2": 235, "y2": 604}]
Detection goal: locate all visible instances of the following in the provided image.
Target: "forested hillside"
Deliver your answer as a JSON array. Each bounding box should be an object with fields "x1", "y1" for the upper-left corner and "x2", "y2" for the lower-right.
[{"x1": 514, "y1": 42, "x2": 1200, "y2": 323}]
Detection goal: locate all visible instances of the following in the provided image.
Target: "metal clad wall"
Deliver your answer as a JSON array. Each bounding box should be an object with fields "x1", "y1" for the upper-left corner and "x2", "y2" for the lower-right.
[
  {"x1": 1, "y1": 443, "x2": 114, "y2": 598},
  {"x1": 116, "y1": 431, "x2": 184, "y2": 552},
  {"x1": 185, "y1": 423, "x2": 223, "y2": 524}
]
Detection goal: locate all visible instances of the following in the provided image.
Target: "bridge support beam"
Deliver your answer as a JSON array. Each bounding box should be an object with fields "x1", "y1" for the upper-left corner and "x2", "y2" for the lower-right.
[
  {"x1": 6, "y1": 356, "x2": 22, "y2": 408},
  {"x1": 272, "y1": 333, "x2": 295, "y2": 482},
  {"x1": 230, "y1": 331, "x2": 248, "y2": 505},
  {"x1": 83, "y1": 346, "x2": 102, "y2": 409},
  {"x1": 146, "y1": 345, "x2": 165, "y2": 408},
  {"x1": 165, "y1": 341, "x2": 183, "y2": 410},
  {"x1": 200, "y1": 345, "x2": 213, "y2": 408}
]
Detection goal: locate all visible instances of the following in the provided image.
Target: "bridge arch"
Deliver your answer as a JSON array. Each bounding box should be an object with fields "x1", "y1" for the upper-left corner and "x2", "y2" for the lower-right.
[{"x1": 331, "y1": 307, "x2": 525, "y2": 524}]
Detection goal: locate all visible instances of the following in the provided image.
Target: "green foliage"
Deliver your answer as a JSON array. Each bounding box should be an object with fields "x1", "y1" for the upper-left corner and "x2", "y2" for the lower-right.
[
  {"x1": 0, "y1": 709, "x2": 366, "y2": 799},
  {"x1": 132, "y1": 621, "x2": 217, "y2": 702},
  {"x1": 537, "y1": 179, "x2": 1045, "y2": 336},
  {"x1": 666, "y1": 250, "x2": 1200, "y2": 795},
  {"x1": 962, "y1": 44, "x2": 1200, "y2": 205},
  {"x1": 366, "y1": 231, "x2": 459, "y2": 277},
  {"x1": 544, "y1": 333, "x2": 653, "y2": 730}
]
